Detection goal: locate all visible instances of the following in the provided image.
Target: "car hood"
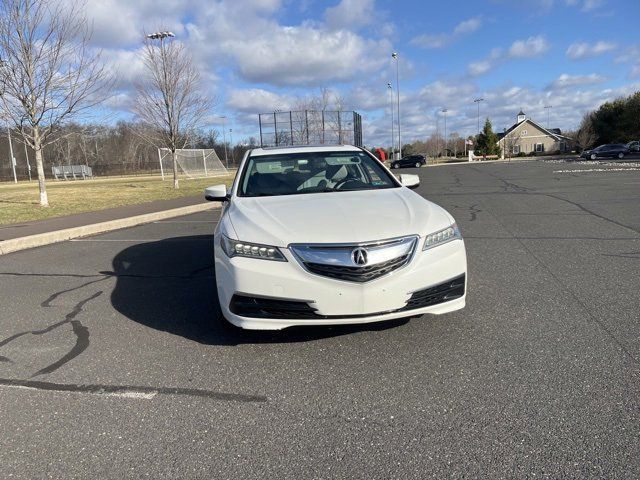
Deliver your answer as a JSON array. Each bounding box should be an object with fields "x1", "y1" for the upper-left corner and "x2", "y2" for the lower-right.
[{"x1": 225, "y1": 188, "x2": 453, "y2": 246}]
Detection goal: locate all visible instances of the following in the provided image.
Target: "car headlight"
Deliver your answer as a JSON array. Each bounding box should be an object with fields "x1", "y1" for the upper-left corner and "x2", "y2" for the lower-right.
[
  {"x1": 423, "y1": 223, "x2": 461, "y2": 250},
  {"x1": 220, "y1": 235, "x2": 287, "y2": 261}
]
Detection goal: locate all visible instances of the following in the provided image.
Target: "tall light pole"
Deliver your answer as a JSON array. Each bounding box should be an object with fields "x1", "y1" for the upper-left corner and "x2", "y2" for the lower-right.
[
  {"x1": 544, "y1": 105, "x2": 552, "y2": 129},
  {"x1": 219, "y1": 116, "x2": 228, "y2": 168},
  {"x1": 387, "y1": 82, "x2": 395, "y2": 158},
  {"x1": 442, "y1": 108, "x2": 448, "y2": 158},
  {"x1": 229, "y1": 128, "x2": 234, "y2": 165},
  {"x1": 146, "y1": 31, "x2": 175, "y2": 181},
  {"x1": 7, "y1": 126, "x2": 16, "y2": 183},
  {"x1": 474, "y1": 98, "x2": 484, "y2": 135},
  {"x1": 392, "y1": 52, "x2": 401, "y2": 159}
]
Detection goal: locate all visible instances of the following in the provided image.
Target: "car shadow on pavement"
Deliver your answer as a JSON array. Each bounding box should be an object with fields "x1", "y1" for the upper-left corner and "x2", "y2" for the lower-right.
[{"x1": 109, "y1": 235, "x2": 409, "y2": 345}]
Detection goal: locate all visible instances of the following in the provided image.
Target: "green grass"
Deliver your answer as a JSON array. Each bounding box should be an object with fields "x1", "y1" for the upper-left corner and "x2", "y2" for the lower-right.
[{"x1": 0, "y1": 174, "x2": 235, "y2": 225}]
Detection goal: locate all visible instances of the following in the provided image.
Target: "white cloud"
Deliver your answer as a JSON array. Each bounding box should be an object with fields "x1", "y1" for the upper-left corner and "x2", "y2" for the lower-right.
[
  {"x1": 582, "y1": 0, "x2": 604, "y2": 11},
  {"x1": 507, "y1": 36, "x2": 550, "y2": 58},
  {"x1": 468, "y1": 61, "x2": 491, "y2": 76},
  {"x1": 324, "y1": 0, "x2": 376, "y2": 30},
  {"x1": 468, "y1": 37, "x2": 549, "y2": 76},
  {"x1": 547, "y1": 73, "x2": 608, "y2": 89},
  {"x1": 566, "y1": 41, "x2": 617, "y2": 59},
  {"x1": 227, "y1": 88, "x2": 293, "y2": 113},
  {"x1": 411, "y1": 16, "x2": 482, "y2": 49}
]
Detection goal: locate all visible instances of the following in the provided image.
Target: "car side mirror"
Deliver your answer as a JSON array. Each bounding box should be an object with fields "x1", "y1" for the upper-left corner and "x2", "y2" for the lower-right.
[
  {"x1": 204, "y1": 184, "x2": 229, "y2": 202},
  {"x1": 398, "y1": 174, "x2": 420, "y2": 189}
]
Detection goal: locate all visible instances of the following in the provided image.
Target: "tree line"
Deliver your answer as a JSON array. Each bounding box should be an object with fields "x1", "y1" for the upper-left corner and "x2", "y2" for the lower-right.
[{"x1": 572, "y1": 91, "x2": 640, "y2": 151}]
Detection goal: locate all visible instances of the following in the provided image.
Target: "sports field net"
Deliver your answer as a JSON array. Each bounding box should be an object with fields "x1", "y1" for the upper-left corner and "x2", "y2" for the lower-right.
[{"x1": 158, "y1": 148, "x2": 228, "y2": 179}]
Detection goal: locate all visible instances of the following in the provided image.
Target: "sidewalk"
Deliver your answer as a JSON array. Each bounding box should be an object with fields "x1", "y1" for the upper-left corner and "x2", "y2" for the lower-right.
[
  {"x1": 0, "y1": 196, "x2": 218, "y2": 255},
  {"x1": 0, "y1": 196, "x2": 213, "y2": 241}
]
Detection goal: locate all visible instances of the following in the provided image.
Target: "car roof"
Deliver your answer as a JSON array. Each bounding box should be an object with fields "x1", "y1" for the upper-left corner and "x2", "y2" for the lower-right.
[{"x1": 249, "y1": 144, "x2": 363, "y2": 157}]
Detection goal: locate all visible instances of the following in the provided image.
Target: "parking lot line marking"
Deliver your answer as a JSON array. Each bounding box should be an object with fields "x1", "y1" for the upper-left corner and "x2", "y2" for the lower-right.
[
  {"x1": 0, "y1": 377, "x2": 268, "y2": 403},
  {"x1": 153, "y1": 220, "x2": 218, "y2": 223},
  {"x1": 70, "y1": 238, "x2": 211, "y2": 243}
]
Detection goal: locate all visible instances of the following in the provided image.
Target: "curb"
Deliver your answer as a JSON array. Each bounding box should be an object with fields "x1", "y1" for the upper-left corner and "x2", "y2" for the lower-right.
[{"x1": 0, "y1": 202, "x2": 219, "y2": 256}]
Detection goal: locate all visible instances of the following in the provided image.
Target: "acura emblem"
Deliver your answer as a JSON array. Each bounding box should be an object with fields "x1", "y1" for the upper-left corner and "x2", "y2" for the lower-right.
[{"x1": 352, "y1": 247, "x2": 368, "y2": 266}]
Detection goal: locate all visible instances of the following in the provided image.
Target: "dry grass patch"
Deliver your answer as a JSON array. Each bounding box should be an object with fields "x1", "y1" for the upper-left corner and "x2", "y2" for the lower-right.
[{"x1": 0, "y1": 174, "x2": 235, "y2": 225}]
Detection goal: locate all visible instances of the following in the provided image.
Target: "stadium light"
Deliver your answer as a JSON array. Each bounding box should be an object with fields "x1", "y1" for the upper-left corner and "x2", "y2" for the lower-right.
[
  {"x1": 146, "y1": 31, "x2": 175, "y2": 40},
  {"x1": 219, "y1": 116, "x2": 229, "y2": 168}
]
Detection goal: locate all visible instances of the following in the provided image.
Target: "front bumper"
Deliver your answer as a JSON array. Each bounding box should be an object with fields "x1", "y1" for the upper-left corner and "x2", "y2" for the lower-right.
[{"x1": 214, "y1": 236, "x2": 467, "y2": 330}]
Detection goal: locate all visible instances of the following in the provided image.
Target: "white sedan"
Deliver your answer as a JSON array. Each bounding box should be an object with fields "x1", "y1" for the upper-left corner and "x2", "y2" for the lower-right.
[{"x1": 205, "y1": 145, "x2": 467, "y2": 330}]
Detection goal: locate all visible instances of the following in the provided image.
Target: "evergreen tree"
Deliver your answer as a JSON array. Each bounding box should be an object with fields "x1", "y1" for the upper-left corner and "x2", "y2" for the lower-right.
[{"x1": 475, "y1": 118, "x2": 501, "y2": 156}]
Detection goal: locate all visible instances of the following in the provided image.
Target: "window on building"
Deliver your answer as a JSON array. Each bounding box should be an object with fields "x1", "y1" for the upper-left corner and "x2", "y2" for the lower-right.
[
  {"x1": 559, "y1": 142, "x2": 566, "y2": 151},
  {"x1": 520, "y1": 130, "x2": 527, "y2": 136},
  {"x1": 512, "y1": 145, "x2": 520, "y2": 154},
  {"x1": 535, "y1": 143, "x2": 544, "y2": 152}
]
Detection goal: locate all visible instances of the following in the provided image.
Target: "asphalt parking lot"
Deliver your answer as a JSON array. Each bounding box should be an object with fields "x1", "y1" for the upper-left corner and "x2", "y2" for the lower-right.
[{"x1": 1, "y1": 159, "x2": 638, "y2": 478}]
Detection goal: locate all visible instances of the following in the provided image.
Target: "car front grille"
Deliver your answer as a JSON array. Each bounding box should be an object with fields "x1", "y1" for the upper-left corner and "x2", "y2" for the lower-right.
[
  {"x1": 289, "y1": 236, "x2": 418, "y2": 283},
  {"x1": 304, "y1": 254, "x2": 410, "y2": 282}
]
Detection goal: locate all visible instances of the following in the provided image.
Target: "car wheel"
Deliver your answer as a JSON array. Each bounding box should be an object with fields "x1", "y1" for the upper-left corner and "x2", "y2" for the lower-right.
[
  {"x1": 393, "y1": 163, "x2": 400, "y2": 169},
  {"x1": 415, "y1": 162, "x2": 421, "y2": 168},
  {"x1": 618, "y1": 152, "x2": 624, "y2": 159},
  {"x1": 590, "y1": 153, "x2": 597, "y2": 160}
]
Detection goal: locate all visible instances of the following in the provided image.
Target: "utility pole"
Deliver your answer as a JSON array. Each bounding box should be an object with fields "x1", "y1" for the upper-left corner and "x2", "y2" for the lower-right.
[
  {"x1": 221, "y1": 116, "x2": 228, "y2": 168},
  {"x1": 387, "y1": 82, "x2": 394, "y2": 159},
  {"x1": 392, "y1": 52, "x2": 401, "y2": 159},
  {"x1": 7, "y1": 126, "x2": 16, "y2": 183},
  {"x1": 474, "y1": 98, "x2": 484, "y2": 135},
  {"x1": 442, "y1": 108, "x2": 448, "y2": 158},
  {"x1": 24, "y1": 141, "x2": 31, "y2": 181},
  {"x1": 544, "y1": 105, "x2": 552, "y2": 129}
]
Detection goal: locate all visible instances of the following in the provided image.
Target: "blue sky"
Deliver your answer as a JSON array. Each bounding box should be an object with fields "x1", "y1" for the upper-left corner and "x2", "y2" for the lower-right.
[{"x1": 91, "y1": 0, "x2": 640, "y2": 146}]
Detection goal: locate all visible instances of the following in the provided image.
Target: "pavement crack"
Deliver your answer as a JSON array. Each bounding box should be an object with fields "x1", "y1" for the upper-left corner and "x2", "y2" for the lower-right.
[
  {"x1": 543, "y1": 193, "x2": 640, "y2": 235},
  {"x1": 0, "y1": 377, "x2": 267, "y2": 403},
  {"x1": 0, "y1": 291, "x2": 103, "y2": 377},
  {"x1": 41, "y1": 277, "x2": 109, "y2": 307}
]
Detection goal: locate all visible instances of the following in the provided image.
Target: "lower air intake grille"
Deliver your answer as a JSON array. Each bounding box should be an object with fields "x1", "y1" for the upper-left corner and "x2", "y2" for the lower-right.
[
  {"x1": 229, "y1": 295, "x2": 319, "y2": 319},
  {"x1": 400, "y1": 274, "x2": 465, "y2": 311}
]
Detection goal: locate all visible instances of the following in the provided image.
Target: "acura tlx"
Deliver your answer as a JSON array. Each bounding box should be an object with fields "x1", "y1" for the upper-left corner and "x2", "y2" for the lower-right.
[{"x1": 204, "y1": 145, "x2": 467, "y2": 330}]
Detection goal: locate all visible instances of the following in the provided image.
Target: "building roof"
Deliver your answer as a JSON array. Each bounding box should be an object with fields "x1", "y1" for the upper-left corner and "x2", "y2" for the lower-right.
[
  {"x1": 498, "y1": 117, "x2": 571, "y2": 143},
  {"x1": 517, "y1": 110, "x2": 525, "y2": 116}
]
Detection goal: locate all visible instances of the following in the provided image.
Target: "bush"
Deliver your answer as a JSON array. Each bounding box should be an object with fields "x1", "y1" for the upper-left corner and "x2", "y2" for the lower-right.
[
  {"x1": 529, "y1": 151, "x2": 537, "y2": 156},
  {"x1": 516, "y1": 152, "x2": 527, "y2": 157}
]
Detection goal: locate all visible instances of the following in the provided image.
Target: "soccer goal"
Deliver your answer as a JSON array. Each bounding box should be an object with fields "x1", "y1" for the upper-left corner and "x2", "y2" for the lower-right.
[{"x1": 157, "y1": 148, "x2": 228, "y2": 180}]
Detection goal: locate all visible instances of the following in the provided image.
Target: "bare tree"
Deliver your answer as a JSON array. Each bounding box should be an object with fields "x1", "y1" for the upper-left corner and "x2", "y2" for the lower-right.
[
  {"x1": 133, "y1": 32, "x2": 212, "y2": 189},
  {"x1": 0, "y1": 0, "x2": 110, "y2": 206},
  {"x1": 573, "y1": 112, "x2": 598, "y2": 152}
]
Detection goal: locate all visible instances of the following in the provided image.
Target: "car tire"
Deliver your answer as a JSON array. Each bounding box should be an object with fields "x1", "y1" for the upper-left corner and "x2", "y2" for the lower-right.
[
  {"x1": 415, "y1": 162, "x2": 421, "y2": 168},
  {"x1": 590, "y1": 153, "x2": 597, "y2": 160},
  {"x1": 618, "y1": 152, "x2": 624, "y2": 159},
  {"x1": 393, "y1": 163, "x2": 400, "y2": 169}
]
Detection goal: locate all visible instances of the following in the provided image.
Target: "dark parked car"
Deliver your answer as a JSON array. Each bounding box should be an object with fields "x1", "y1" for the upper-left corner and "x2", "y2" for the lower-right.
[
  {"x1": 581, "y1": 144, "x2": 630, "y2": 160},
  {"x1": 391, "y1": 154, "x2": 426, "y2": 169},
  {"x1": 626, "y1": 141, "x2": 639, "y2": 152}
]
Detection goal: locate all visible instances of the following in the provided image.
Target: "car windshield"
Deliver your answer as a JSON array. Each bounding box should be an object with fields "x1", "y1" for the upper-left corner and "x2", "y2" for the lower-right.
[{"x1": 239, "y1": 151, "x2": 398, "y2": 197}]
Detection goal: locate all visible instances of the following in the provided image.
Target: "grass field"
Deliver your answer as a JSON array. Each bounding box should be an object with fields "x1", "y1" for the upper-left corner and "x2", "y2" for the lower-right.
[{"x1": 0, "y1": 174, "x2": 235, "y2": 225}]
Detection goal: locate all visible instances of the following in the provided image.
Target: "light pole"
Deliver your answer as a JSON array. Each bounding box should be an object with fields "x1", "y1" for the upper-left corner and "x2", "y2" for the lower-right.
[
  {"x1": 387, "y1": 82, "x2": 395, "y2": 159},
  {"x1": 229, "y1": 128, "x2": 234, "y2": 166},
  {"x1": 544, "y1": 105, "x2": 552, "y2": 129},
  {"x1": 474, "y1": 98, "x2": 484, "y2": 135},
  {"x1": 220, "y1": 116, "x2": 228, "y2": 168},
  {"x1": 392, "y1": 52, "x2": 401, "y2": 159},
  {"x1": 7, "y1": 125, "x2": 16, "y2": 183},
  {"x1": 442, "y1": 108, "x2": 448, "y2": 158}
]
